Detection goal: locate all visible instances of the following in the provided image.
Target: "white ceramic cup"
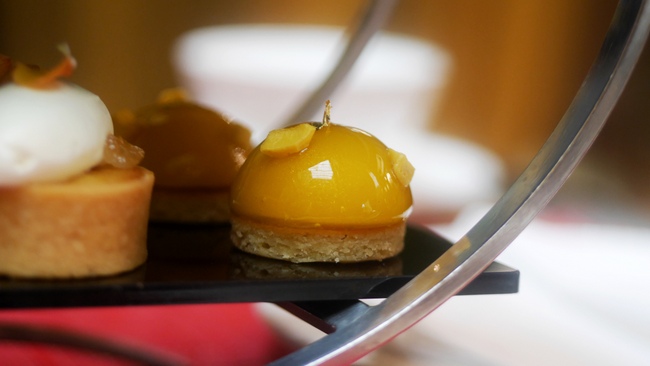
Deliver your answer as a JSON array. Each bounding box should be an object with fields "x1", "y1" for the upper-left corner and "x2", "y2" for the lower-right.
[
  {"x1": 173, "y1": 24, "x2": 505, "y2": 220},
  {"x1": 173, "y1": 24, "x2": 452, "y2": 143}
]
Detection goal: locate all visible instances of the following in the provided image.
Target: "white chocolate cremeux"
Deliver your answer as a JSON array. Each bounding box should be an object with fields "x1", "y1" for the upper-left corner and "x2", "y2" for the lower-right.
[{"x1": 0, "y1": 82, "x2": 113, "y2": 186}]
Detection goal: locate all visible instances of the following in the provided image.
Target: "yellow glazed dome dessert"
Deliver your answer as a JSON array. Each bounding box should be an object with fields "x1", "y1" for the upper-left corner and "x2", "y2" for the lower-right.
[
  {"x1": 113, "y1": 89, "x2": 252, "y2": 223},
  {"x1": 0, "y1": 48, "x2": 154, "y2": 279},
  {"x1": 230, "y1": 102, "x2": 414, "y2": 263}
]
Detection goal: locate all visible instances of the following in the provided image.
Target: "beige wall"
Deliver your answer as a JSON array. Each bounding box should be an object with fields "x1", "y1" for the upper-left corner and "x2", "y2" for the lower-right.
[{"x1": 5, "y1": 0, "x2": 647, "y2": 197}]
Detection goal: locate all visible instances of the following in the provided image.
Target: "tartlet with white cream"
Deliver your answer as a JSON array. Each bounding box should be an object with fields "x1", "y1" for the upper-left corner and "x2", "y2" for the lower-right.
[{"x1": 0, "y1": 48, "x2": 154, "y2": 279}]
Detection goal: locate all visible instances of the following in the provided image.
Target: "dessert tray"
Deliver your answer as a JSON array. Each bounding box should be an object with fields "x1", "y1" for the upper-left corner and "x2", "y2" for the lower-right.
[
  {"x1": 0, "y1": 223, "x2": 518, "y2": 309},
  {"x1": 0, "y1": 1, "x2": 647, "y2": 365}
]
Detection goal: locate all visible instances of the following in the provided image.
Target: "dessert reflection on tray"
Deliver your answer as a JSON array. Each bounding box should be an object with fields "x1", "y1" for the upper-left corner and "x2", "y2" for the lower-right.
[
  {"x1": 229, "y1": 251, "x2": 402, "y2": 280},
  {"x1": 145, "y1": 223, "x2": 403, "y2": 281},
  {"x1": 151, "y1": 223, "x2": 408, "y2": 280},
  {"x1": 0, "y1": 224, "x2": 518, "y2": 308}
]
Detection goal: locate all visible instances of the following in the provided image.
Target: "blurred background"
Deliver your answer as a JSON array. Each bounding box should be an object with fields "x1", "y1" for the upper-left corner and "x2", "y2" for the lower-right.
[
  {"x1": 2, "y1": 1, "x2": 646, "y2": 187},
  {"x1": 2, "y1": 0, "x2": 648, "y2": 219},
  {"x1": 2, "y1": 1, "x2": 650, "y2": 365}
]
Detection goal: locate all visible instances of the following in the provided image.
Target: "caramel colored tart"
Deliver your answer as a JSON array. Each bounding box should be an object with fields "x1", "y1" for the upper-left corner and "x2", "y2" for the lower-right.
[{"x1": 114, "y1": 89, "x2": 251, "y2": 223}]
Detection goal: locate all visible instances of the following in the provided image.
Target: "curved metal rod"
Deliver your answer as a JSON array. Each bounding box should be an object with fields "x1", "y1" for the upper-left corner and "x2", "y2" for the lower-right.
[
  {"x1": 0, "y1": 322, "x2": 185, "y2": 366},
  {"x1": 271, "y1": 0, "x2": 650, "y2": 364},
  {"x1": 280, "y1": 0, "x2": 398, "y2": 127}
]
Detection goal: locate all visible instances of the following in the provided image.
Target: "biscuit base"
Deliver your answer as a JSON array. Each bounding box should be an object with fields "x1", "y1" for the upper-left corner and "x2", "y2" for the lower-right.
[
  {"x1": 149, "y1": 187, "x2": 230, "y2": 223},
  {"x1": 230, "y1": 250, "x2": 403, "y2": 279},
  {"x1": 0, "y1": 167, "x2": 154, "y2": 279},
  {"x1": 230, "y1": 216, "x2": 405, "y2": 263}
]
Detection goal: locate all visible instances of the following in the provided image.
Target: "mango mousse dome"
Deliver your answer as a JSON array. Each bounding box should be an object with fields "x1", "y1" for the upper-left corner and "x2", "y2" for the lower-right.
[
  {"x1": 113, "y1": 89, "x2": 252, "y2": 223},
  {"x1": 230, "y1": 101, "x2": 415, "y2": 263},
  {"x1": 0, "y1": 47, "x2": 153, "y2": 279}
]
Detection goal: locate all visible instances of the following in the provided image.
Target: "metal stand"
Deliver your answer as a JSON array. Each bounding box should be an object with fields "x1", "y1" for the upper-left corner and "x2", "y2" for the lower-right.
[
  {"x1": 0, "y1": 2, "x2": 647, "y2": 365},
  {"x1": 271, "y1": 0, "x2": 650, "y2": 364}
]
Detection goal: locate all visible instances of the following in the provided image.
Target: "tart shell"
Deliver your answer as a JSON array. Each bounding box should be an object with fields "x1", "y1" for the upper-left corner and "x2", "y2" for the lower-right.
[
  {"x1": 230, "y1": 215, "x2": 405, "y2": 263},
  {"x1": 0, "y1": 166, "x2": 154, "y2": 279}
]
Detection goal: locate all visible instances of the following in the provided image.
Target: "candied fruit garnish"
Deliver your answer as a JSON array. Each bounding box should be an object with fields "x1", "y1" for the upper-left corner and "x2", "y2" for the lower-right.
[
  {"x1": 260, "y1": 123, "x2": 317, "y2": 157},
  {"x1": 102, "y1": 134, "x2": 145, "y2": 169},
  {"x1": 388, "y1": 148, "x2": 415, "y2": 187},
  {"x1": 13, "y1": 44, "x2": 76, "y2": 89},
  {"x1": 157, "y1": 88, "x2": 189, "y2": 104}
]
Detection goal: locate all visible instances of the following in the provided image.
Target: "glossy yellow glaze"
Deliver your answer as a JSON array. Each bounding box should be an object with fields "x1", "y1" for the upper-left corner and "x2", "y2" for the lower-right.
[
  {"x1": 230, "y1": 123, "x2": 413, "y2": 228},
  {"x1": 114, "y1": 99, "x2": 251, "y2": 189}
]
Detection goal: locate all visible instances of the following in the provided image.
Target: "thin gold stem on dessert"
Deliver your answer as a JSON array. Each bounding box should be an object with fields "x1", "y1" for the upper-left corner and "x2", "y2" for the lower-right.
[{"x1": 321, "y1": 100, "x2": 332, "y2": 127}]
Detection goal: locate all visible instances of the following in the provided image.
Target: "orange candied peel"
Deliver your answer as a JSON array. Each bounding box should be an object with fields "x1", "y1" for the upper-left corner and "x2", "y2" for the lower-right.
[
  {"x1": 102, "y1": 134, "x2": 145, "y2": 169},
  {"x1": 388, "y1": 148, "x2": 415, "y2": 187},
  {"x1": 156, "y1": 88, "x2": 190, "y2": 104},
  {"x1": 259, "y1": 99, "x2": 331, "y2": 158},
  {"x1": 12, "y1": 44, "x2": 77, "y2": 89},
  {"x1": 260, "y1": 123, "x2": 317, "y2": 157}
]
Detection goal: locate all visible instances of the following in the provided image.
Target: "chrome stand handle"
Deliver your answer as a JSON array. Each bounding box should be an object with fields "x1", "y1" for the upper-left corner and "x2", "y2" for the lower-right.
[
  {"x1": 280, "y1": 0, "x2": 398, "y2": 127},
  {"x1": 271, "y1": 0, "x2": 650, "y2": 364}
]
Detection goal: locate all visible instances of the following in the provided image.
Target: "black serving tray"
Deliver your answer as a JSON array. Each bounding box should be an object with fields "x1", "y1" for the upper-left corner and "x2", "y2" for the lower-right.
[{"x1": 0, "y1": 223, "x2": 518, "y2": 309}]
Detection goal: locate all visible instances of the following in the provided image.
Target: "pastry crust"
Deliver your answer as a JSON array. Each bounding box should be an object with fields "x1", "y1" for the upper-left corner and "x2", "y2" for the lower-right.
[
  {"x1": 230, "y1": 215, "x2": 405, "y2": 263},
  {"x1": 230, "y1": 250, "x2": 402, "y2": 279},
  {"x1": 0, "y1": 166, "x2": 154, "y2": 279},
  {"x1": 149, "y1": 187, "x2": 230, "y2": 223}
]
